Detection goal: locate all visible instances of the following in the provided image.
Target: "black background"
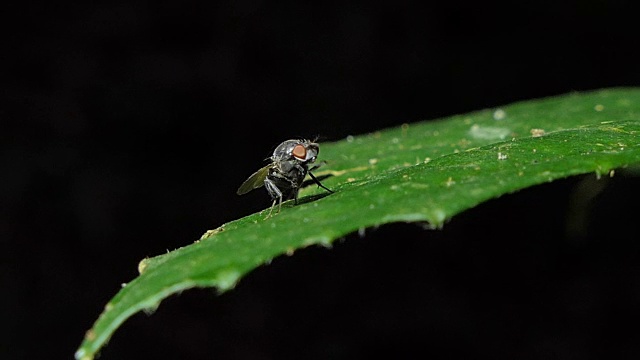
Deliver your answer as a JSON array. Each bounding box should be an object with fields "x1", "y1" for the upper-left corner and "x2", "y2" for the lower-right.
[{"x1": 2, "y1": 1, "x2": 640, "y2": 359}]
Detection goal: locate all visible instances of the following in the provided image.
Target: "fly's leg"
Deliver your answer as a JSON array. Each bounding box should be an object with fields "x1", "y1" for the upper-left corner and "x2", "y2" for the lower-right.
[
  {"x1": 307, "y1": 160, "x2": 327, "y2": 172},
  {"x1": 293, "y1": 188, "x2": 300, "y2": 205},
  {"x1": 264, "y1": 178, "x2": 283, "y2": 218},
  {"x1": 308, "y1": 171, "x2": 334, "y2": 194},
  {"x1": 307, "y1": 161, "x2": 333, "y2": 193},
  {"x1": 266, "y1": 199, "x2": 277, "y2": 219}
]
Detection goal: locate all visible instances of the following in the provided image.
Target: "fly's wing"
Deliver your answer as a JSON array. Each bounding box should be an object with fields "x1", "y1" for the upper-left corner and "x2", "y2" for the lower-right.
[{"x1": 237, "y1": 164, "x2": 271, "y2": 195}]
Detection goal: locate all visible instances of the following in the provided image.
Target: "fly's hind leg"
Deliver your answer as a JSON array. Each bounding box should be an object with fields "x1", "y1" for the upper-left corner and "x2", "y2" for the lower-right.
[{"x1": 264, "y1": 178, "x2": 283, "y2": 219}]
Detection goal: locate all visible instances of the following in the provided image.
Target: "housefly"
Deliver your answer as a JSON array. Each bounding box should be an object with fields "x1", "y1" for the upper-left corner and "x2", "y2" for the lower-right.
[{"x1": 237, "y1": 139, "x2": 333, "y2": 217}]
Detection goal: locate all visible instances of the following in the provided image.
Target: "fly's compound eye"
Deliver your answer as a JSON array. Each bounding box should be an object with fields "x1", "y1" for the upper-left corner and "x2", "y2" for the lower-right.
[{"x1": 292, "y1": 144, "x2": 307, "y2": 160}]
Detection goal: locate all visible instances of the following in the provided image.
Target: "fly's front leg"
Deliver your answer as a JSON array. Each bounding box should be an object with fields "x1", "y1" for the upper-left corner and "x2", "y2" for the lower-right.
[
  {"x1": 306, "y1": 161, "x2": 333, "y2": 193},
  {"x1": 308, "y1": 171, "x2": 333, "y2": 193},
  {"x1": 307, "y1": 160, "x2": 327, "y2": 172}
]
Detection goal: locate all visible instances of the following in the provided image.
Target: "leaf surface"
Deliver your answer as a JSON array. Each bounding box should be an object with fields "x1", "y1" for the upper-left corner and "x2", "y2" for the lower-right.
[{"x1": 76, "y1": 88, "x2": 640, "y2": 360}]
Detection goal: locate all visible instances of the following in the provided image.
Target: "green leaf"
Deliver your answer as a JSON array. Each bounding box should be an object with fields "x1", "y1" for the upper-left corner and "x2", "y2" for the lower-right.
[{"x1": 75, "y1": 88, "x2": 640, "y2": 360}]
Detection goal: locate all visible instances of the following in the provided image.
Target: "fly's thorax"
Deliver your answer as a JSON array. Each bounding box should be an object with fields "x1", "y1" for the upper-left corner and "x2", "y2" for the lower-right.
[{"x1": 272, "y1": 158, "x2": 308, "y2": 177}]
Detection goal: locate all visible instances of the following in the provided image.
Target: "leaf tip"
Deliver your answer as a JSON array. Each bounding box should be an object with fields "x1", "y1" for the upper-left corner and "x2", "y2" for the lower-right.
[
  {"x1": 75, "y1": 329, "x2": 97, "y2": 360},
  {"x1": 74, "y1": 348, "x2": 92, "y2": 360}
]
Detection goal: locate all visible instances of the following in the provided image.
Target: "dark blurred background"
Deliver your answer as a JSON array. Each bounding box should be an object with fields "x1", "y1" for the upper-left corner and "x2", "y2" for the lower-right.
[{"x1": 2, "y1": 1, "x2": 640, "y2": 359}]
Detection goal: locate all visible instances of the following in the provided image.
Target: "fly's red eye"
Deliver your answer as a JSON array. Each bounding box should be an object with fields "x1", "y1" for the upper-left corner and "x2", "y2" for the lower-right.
[{"x1": 292, "y1": 144, "x2": 307, "y2": 160}]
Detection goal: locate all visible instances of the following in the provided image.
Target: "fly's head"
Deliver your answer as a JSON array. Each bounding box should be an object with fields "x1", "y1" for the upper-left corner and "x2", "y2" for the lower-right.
[{"x1": 272, "y1": 139, "x2": 319, "y2": 170}]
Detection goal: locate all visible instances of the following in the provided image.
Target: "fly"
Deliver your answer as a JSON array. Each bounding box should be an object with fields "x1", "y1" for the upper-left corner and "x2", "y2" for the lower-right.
[{"x1": 237, "y1": 139, "x2": 333, "y2": 218}]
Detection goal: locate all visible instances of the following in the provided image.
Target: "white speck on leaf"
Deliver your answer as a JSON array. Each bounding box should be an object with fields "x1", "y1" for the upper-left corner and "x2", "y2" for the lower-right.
[
  {"x1": 530, "y1": 128, "x2": 545, "y2": 137},
  {"x1": 493, "y1": 108, "x2": 506, "y2": 120},
  {"x1": 468, "y1": 124, "x2": 511, "y2": 140}
]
